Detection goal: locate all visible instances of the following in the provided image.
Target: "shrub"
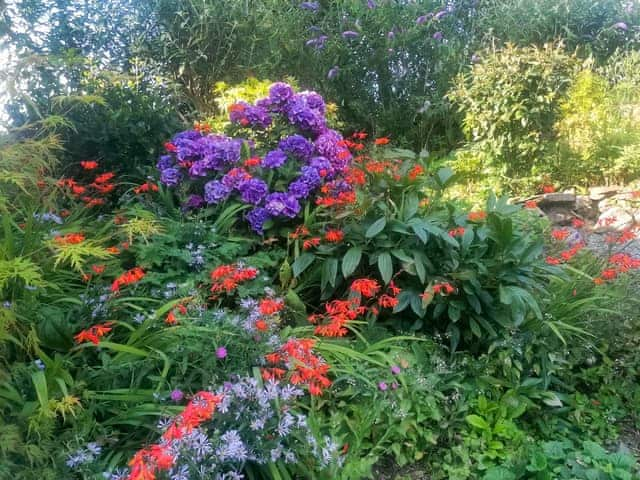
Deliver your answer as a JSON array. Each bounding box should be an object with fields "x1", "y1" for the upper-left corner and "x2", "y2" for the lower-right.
[{"x1": 449, "y1": 43, "x2": 575, "y2": 193}]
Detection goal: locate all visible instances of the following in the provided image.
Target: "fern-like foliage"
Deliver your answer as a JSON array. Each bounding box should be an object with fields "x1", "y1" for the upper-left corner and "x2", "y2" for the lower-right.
[
  {"x1": 0, "y1": 257, "x2": 47, "y2": 292},
  {"x1": 118, "y1": 208, "x2": 164, "y2": 244},
  {"x1": 48, "y1": 240, "x2": 113, "y2": 272}
]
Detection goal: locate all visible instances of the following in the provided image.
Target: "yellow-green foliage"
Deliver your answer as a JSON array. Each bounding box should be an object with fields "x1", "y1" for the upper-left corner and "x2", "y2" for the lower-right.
[
  {"x1": 119, "y1": 208, "x2": 164, "y2": 244},
  {"x1": 556, "y1": 68, "x2": 640, "y2": 185},
  {"x1": 48, "y1": 238, "x2": 113, "y2": 272}
]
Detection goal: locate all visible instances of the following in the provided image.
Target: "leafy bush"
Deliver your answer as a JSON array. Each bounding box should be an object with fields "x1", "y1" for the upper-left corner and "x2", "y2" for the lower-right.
[{"x1": 449, "y1": 43, "x2": 575, "y2": 193}]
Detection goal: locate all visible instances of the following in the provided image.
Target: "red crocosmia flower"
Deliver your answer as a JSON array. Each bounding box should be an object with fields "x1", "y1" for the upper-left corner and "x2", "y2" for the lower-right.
[
  {"x1": 352, "y1": 131, "x2": 368, "y2": 140},
  {"x1": 324, "y1": 229, "x2": 344, "y2": 243},
  {"x1": 551, "y1": 228, "x2": 570, "y2": 241},
  {"x1": 71, "y1": 185, "x2": 86, "y2": 195},
  {"x1": 262, "y1": 338, "x2": 332, "y2": 396},
  {"x1": 259, "y1": 298, "x2": 284, "y2": 316},
  {"x1": 81, "y1": 273, "x2": 92, "y2": 282},
  {"x1": 165, "y1": 310, "x2": 177, "y2": 325},
  {"x1": 542, "y1": 184, "x2": 555, "y2": 194},
  {"x1": 243, "y1": 157, "x2": 261, "y2": 167},
  {"x1": 74, "y1": 322, "x2": 113, "y2": 345},
  {"x1": 210, "y1": 263, "x2": 259, "y2": 295},
  {"x1": 106, "y1": 246, "x2": 120, "y2": 254},
  {"x1": 546, "y1": 256, "x2": 561, "y2": 265},
  {"x1": 255, "y1": 319, "x2": 269, "y2": 332},
  {"x1": 350, "y1": 278, "x2": 381, "y2": 298},
  {"x1": 80, "y1": 160, "x2": 98, "y2": 170},
  {"x1": 303, "y1": 237, "x2": 321, "y2": 250},
  {"x1": 374, "y1": 136, "x2": 390, "y2": 145},
  {"x1": 60, "y1": 209, "x2": 71, "y2": 218},
  {"x1": 94, "y1": 172, "x2": 115, "y2": 184},
  {"x1": 378, "y1": 294, "x2": 399, "y2": 308},
  {"x1": 593, "y1": 277, "x2": 605, "y2": 285},
  {"x1": 289, "y1": 225, "x2": 310, "y2": 239},
  {"x1": 164, "y1": 142, "x2": 177, "y2": 152},
  {"x1": 54, "y1": 233, "x2": 86, "y2": 245},
  {"x1": 572, "y1": 218, "x2": 585, "y2": 228},
  {"x1": 467, "y1": 211, "x2": 487, "y2": 222},
  {"x1": 432, "y1": 282, "x2": 455, "y2": 295},
  {"x1": 408, "y1": 165, "x2": 424, "y2": 181},
  {"x1": 111, "y1": 267, "x2": 145, "y2": 292},
  {"x1": 448, "y1": 226, "x2": 465, "y2": 237},
  {"x1": 600, "y1": 268, "x2": 618, "y2": 280},
  {"x1": 91, "y1": 264, "x2": 106, "y2": 274},
  {"x1": 134, "y1": 182, "x2": 159, "y2": 194},
  {"x1": 524, "y1": 200, "x2": 538, "y2": 209}
]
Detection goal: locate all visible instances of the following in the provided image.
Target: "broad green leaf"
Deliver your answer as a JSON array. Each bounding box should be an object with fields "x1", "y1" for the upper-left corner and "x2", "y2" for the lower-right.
[
  {"x1": 377, "y1": 252, "x2": 393, "y2": 284},
  {"x1": 292, "y1": 253, "x2": 315, "y2": 277},
  {"x1": 342, "y1": 247, "x2": 362, "y2": 278},
  {"x1": 366, "y1": 218, "x2": 387, "y2": 238},
  {"x1": 466, "y1": 414, "x2": 490, "y2": 430}
]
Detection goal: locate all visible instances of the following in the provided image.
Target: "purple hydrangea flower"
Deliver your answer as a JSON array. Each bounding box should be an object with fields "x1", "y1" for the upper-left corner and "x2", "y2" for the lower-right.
[
  {"x1": 279, "y1": 135, "x2": 314, "y2": 160},
  {"x1": 341, "y1": 30, "x2": 359, "y2": 39},
  {"x1": 156, "y1": 155, "x2": 174, "y2": 171},
  {"x1": 262, "y1": 149, "x2": 288, "y2": 169},
  {"x1": 246, "y1": 208, "x2": 271, "y2": 234},
  {"x1": 264, "y1": 193, "x2": 301, "y2": 218},
  {"x1": 269, "y1": 82, "x2": 295, "y2": 108},
  {"x1": 327, "y1": 66, "x2": 340, "y2": 79},
  {"x1": 160, "y1": 168, "x2": 182, "y2": 187},
  {"x1": 286, "y1": 97, "x2": 326, "y2": 134},
  {"x1": 245, "y1": 105, "x2": 272, "y2": 129},
  {"x1": 299, "y1": 91, "x2": 325, "y2": 113},
  {"x1": 189, "y1": 160, "x2": 209, "y2": 177},
  {"x1": 204, "y1": 180, "x2": 232, "y2": 204},
  {"x1": 238, "y1": 178, "x2": 269, "y2": 204}
]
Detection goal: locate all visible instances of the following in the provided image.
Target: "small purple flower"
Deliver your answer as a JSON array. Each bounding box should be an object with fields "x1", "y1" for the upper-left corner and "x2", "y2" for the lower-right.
[
  {"x1": 160, "y1": 168, "x2": 181, "y2": 187},
  {"x1": 3, "y1": 301, "x2": 11, "y2": 308},
  {"x1": 170, "y1": 389, "x2": 184, "y2": 403},
  {"x1": 367, "y1": 0, "x2": 377, "y2": 8},
  {"x1": 265, "y1": 193, "x2": 301, "y2": 218},
  {"x1": 204, "y1": 180, "x2": 231, "y2": 204},
  {"x1": 391, "y1": 365, "x2": 401, "y2": 375},
  {"x1": 613, "y1": 21, "x2": 629, "y2": 30},
  {"x1": 391, "y1": 381, "x2": 399, "y2": 390},
  {"x1": 262, "y1": 149, "x2": 288, "y2": 169},
  {"x1": 387, "y1": 31, "x2": 395, "y2": 40},
  {"x1": 433, "y1": 31, "x2": 444, "y2": 41},
  {"x1": 238, "y1": 178, "x2": 268, "y2": 205},
  {"x1": 306, "y1": 35, "x2": 328, "y2": 49},
  {"x1": 342, "y1": 30, "x2": 359, "y2": 39},
  {"x1": 184, "y1": 194, "x2": 205, "y2": 209},
  {"x1": 416, "y1": 15, "x2": 429, "y2": 25},
  {"x1": 34, "y1": 359, "x2": 45, "y2": 370},
  {"x1": 434, "y1": 10, "x2": 447, "y2": 20},
  {"x1": 246, "y1": 207, "x2": 271, "y2": 234},
  {"x1": 378, "y1": 381, "x2": 388, "y2": 391},
  {"x1": 216, "y1": 346, "x2": 228, "y2": 359},
  {"x1": 299, "y1": 1, "x2": 319, "y2": 12},
  {"x1": 327, "y1": 66, "x2": 340, "y2": 79}
]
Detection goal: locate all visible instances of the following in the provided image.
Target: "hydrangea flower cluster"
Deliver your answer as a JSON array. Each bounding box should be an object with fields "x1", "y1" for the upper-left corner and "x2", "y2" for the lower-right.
[{"x1": 157, "y1": 83, "x2": 352, "y2": 234}]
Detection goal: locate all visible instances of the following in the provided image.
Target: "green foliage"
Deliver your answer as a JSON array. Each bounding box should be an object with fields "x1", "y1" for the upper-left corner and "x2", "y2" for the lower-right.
[{"x1": 449, "y1": 43, "x2": 575, "y2": 193}]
